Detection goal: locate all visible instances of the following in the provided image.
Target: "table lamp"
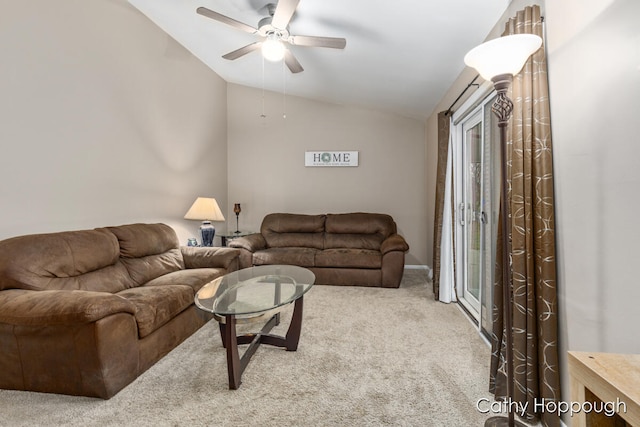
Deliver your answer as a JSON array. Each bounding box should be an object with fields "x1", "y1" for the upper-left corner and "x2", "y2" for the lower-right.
[{"x1": 184, "y1": 197, "x2": 225, "y2": 247}]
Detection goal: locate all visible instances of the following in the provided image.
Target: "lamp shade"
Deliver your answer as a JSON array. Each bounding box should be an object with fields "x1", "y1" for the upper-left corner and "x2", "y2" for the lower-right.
[
  {"x1": 184, "y1": 197, "x2": 225, "y2": 222},
  {"x1": 464, "y1": 34, "x2": 542, "y2": 80}
]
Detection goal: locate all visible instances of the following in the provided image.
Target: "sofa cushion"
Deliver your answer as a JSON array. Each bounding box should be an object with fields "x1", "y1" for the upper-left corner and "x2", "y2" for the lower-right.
[
  {"x1": 0, "y1": 229, "x2": 134, "y2": 293},
  {"x1": 315, "y1": 249, "x2": 382, "y2": 269},
  {"x1": 261, "y1": 213, "x2": 325, "y2": 249},
  {"x1": 143, "y1": 268, "x2": 224, "y2": 294},
  {"x1": 181, "y1": 246, "x2": 240, "y2": 270},
  {"x1": 104, "y1": 223, "x2": 181, "y2": 259},
  {"x1": 324, "y1": 213, "x2": 396, "y2": 250},
  {"x1": 116, "y1": 285, "x2": 194, "y2": 338},
  {"x1": 105, "y1": 224, "x2": 185, "y2": 286},
  {"x1": 252, "y1": 248, "x2": 319, "y2": 267},
  {"x1": 323, "y1": 233, "x2": 383, "y2": 251},
  {"x1": 119, "y1": 250, "x2": 185, "y2": 287}
]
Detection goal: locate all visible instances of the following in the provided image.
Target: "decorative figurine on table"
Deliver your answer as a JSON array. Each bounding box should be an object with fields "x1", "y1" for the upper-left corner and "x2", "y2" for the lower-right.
[{"x1": 233, "y1": 203, "x2": 242, "y2": 234}]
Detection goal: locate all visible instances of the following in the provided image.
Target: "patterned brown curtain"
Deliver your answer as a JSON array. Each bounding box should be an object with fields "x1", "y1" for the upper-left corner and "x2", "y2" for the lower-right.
[
  {"x1": 489, "y1": 5, "x2": 561, "y2": 427},
  {"x1": 432, "y1": 111, "x2": 451, "y2": 299}
]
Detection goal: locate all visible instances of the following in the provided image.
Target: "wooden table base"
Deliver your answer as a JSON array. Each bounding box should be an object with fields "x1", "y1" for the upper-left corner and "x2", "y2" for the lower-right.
[
  {"x1": 568, "y1": 351, "x2": 640, "y2": 427},
  {"x1": 219, "y1": 296, "x2": 304, "y2": 390}
]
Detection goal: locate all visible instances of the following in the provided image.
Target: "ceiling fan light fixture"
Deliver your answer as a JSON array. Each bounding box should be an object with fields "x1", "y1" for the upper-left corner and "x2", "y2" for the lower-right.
[{"x1": 262, "y1": 35, "x2": 286, "y2": 62}]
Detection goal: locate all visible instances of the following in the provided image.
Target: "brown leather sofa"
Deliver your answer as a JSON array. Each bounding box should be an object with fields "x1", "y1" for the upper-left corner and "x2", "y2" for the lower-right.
[
  {"x1": 229, "y1": 213, "x2": 409, "y2": 288},
  {"x1": 0, "y1": 223, "x2": 239, "y2": 399}
]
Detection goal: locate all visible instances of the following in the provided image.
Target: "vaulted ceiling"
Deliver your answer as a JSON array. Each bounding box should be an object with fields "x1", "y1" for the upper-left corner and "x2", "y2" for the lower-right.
[{"x1": 128, "y1": 0, "x2": 510, "y2": 119}]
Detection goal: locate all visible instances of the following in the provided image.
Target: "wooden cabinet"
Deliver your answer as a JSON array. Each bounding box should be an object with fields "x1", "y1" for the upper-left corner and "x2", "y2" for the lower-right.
[{"x1": 568, "y1": 351, "x2": 640, "y2": 427}]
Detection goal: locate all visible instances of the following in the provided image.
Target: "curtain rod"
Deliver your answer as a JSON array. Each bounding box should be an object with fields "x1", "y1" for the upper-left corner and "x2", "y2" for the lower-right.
[{"x1": 443, "y1": 74, "x2": 480, "y2": 117}]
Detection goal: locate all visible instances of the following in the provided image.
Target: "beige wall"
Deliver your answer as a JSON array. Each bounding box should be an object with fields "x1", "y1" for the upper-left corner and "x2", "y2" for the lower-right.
[
  {"x1": 0, "y1": 0, "x2": 228, "y2": 244},
  {"x1": 227, "y1": 83, "x2": 428, "y2": 266},
  {"x1": 546, "y1": 0, "x2": 640, "y2": 355},
  {"x1": 545, "y1": 0, "x2": 640, "y2": 416}
]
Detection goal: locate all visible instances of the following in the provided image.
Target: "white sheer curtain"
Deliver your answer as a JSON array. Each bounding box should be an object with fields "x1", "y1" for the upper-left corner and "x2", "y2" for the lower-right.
[{"x1": 438, "y1": 118, "x2": 456, "y2": 303}]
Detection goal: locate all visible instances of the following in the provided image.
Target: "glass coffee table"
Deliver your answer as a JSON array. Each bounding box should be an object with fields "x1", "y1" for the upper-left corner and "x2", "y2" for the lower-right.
[{"x1": 195, "y1": 265, "x2": 315, "y2": 389}]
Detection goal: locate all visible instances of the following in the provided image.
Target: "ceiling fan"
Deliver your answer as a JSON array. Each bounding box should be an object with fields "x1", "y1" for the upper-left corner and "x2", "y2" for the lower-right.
[{"x1": 196, "y1": 0, "x2": 346, "y2": 73}]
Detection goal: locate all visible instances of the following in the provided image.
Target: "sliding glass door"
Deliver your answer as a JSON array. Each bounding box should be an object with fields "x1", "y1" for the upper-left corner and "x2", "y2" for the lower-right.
[{"x1": 455, "y1": 94, "x2": 499, "y2": 337}]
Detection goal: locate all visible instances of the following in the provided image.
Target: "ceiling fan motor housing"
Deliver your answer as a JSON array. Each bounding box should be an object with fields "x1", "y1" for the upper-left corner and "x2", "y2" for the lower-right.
[{"x1": 258, "y1": 16, "x2": 290, "y2": 40}]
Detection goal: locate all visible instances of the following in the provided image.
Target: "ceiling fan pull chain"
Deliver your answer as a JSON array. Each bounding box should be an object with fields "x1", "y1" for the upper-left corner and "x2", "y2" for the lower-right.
[
  {"x1": 261, "y1": 55, "x2": 267, "y2": 119},
  {"x1": 282, "y1": 60, "x2": 287, "y2": 119}
]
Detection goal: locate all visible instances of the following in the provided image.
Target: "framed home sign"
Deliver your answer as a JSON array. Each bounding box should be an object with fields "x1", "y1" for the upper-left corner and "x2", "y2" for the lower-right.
[{"x1": 305, "y1": 151, "x2": 359, "y2": 167}]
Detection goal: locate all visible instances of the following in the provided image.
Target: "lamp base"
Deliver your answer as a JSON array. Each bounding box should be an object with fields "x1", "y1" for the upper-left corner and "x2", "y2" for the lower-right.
[
  {"x1": 485, "y1": 416, "x2": 529, "y2": 427},
  {"x1": 199, "y1": 221, "x2": 216, "y2": 247}
]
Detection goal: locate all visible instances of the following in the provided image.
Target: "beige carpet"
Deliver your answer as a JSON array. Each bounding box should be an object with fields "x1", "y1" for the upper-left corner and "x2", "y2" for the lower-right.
[{"x1": 0, "y1": 270, "x2": 495, "y2": 426}]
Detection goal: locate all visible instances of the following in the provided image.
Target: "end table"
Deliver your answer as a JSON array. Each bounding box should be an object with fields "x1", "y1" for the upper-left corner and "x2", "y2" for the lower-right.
[{"x1": 220, "y1": 231, "x2": 255, "y2": 247}]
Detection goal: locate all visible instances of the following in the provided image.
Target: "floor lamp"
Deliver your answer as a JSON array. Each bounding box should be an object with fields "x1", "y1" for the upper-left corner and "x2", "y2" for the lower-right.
[{"x1": 464, "y1": 34, "x2": 542, "y2": 427}]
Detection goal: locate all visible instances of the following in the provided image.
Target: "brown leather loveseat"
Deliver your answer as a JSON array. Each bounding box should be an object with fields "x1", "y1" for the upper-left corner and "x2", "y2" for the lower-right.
[
  {"x1": 229, "y1": 213, "x2": 409, "y2": 288},
  {"x1": 0, "y1": 223, "x2": 239, "y2": 398}
]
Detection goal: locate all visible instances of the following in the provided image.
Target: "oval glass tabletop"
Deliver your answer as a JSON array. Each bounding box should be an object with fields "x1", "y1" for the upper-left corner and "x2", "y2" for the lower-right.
[{"x1": 195, "y1": 265, "x2": 315, "y2": 317}]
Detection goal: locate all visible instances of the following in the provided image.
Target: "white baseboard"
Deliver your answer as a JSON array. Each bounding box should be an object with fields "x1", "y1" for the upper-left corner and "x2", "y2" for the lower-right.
[{"x1": 404, "y1": 264, "x2": 433, "y2": 280}]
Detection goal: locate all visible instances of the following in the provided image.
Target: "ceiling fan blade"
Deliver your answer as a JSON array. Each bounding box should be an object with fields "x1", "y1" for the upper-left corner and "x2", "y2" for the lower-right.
[
  {"x1": 284, "y1": 49, "x2": 304, "y2": 73},
  {"x1": 289, "y1": 35, "x2": 346, "y2": 49},
  {"x1": 222, "y1": 42, "x2": 263, "y2": 60},
  {"x1": 196, "y1": 7, "x2": 257, "y2": 34},
  {"x1": 271, "y1": 0, "x2": 300, "y2": 29}
]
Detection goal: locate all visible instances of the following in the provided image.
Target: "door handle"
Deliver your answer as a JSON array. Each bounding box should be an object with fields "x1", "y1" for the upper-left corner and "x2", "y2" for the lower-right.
[
  {"x1": 459, "y1": 203, "x2": 465, "y2": 226},
  {"x1": 480, "y1": 211, "x2": 487, "y2": 224}
]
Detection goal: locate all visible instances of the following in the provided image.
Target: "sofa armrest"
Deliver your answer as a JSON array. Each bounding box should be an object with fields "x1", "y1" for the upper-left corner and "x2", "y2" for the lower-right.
[
  {"x1": 0, "y1": 289, "x2": 136, "y2": 326},
  {"x1": 180, "y1": 246, "x2": 240, "y2": 270},
  {"x1": 380, "y1": 234, "x2": 410, "y2": 255},
  {"x1": 228, "y1": 233, "x2": 267, "y2": 252}
]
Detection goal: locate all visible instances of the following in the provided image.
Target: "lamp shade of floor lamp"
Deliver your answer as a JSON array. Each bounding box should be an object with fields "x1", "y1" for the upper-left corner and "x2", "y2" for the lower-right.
[
  {"x1": 184, "y1": 197, "x2": 226, "y2": 247},
  {"x1": 464, "y1": 33, "x2": 542, "y2": 427}
]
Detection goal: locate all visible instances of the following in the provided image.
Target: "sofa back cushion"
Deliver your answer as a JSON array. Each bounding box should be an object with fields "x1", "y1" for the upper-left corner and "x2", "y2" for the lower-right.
[
  {"x1": 0, "y1": 228, "x2": 133, "y2": 293},
  {"x1": 261, "y1": 213, "x2": 325, "y2": 249},
  {"x1": 324, "y1": 213, "x2": 397, "y2": 250},
  {"x1": 104, "y1": 223, "x2": 185, "y2": 286}
]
